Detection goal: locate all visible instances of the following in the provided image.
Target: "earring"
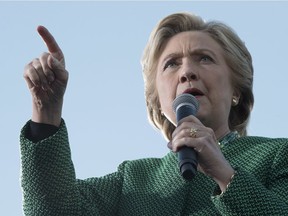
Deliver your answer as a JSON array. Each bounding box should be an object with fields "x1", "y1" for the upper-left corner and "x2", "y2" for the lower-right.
[
  {"x1": 232, "y1": 97, "x2": 238, "y2": 106},
  {"x1": 159, "y1": 107, "x2": 164, "y2": 116}
]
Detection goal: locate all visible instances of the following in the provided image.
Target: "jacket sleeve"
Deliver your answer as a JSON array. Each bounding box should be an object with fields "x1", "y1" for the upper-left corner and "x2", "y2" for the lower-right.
[
  {"x1": 212, "y1": 140, "x2": 288, "y2": 215},
  {"x1": 20, "y1": 119, "x2": 124, "y2": 216}
]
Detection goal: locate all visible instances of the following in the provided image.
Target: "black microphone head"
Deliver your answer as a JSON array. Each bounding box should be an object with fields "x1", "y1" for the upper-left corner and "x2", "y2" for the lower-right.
[{"x1": 172, "y1": 93, "x2": 199, "y2": 115}]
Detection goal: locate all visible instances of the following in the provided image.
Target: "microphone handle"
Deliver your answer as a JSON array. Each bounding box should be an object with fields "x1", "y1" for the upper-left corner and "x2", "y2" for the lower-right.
[
  {"x1": 176, "y1": 104, "x2": 198, "y2": 180},
  {"x1": 178, "y1": 147, "x2": 198, "y2": 180}
]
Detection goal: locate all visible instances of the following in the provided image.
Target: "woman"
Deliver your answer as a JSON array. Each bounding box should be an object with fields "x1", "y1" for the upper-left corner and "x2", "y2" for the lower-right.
[{"x1": 21, "y1": 12, "x2": 288, "y2": 215}]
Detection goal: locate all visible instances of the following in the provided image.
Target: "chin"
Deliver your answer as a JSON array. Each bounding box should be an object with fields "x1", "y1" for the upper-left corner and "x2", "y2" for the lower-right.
[{"x1": 195, "y1": 112, "x2": 207, "y2": 125}]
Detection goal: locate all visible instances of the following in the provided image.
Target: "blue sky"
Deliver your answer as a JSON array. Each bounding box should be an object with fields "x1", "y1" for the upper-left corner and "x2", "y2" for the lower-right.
[{"x1": 1, "y1": 1, "x2": 288, "y2": 215}]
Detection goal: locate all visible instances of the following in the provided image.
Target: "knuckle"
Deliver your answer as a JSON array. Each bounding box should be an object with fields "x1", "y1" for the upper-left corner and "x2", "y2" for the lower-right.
[
  {"x1": 23, "y1": 64, "x2": 31, "y2": 75},
  {"x1": 181, "y1": 121, "x2": 190, "y2": 128},
  {"x1": 23, "y1": 64, "x2": 34, "y2": 77},
  {"x1": 182, "y1": 137, "x2": 191, "y2": 144},
  {"x1": 180, "y1": 128, "x2": 187, "y2": 136},
  {"x1": 206, "y1": 127, "x2": 214, "y2": 134},
  {"x1": 32, "y1": 57, "x2": 40, "y2": 63},
  {"x1": 40, "y1": 52, "x2": 50, "y2": 62},
  {"x1": 32, "y1": 58, "x2": 41, "y2": 68},
  {"x1": 41, "y1": 51, "x2": 49, "y2": 56},
  {"x1": 205, "y1": 128, "x2": 215, "y2": 138}
]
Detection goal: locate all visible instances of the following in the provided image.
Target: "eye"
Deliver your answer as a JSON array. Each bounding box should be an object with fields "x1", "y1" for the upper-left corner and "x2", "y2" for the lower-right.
[
  {"x1": 163, "y1": 59, "x2": 179, "y2": 71},
  {"x1": 199, "y1": 55, "x2": 213, "y2": 63}
]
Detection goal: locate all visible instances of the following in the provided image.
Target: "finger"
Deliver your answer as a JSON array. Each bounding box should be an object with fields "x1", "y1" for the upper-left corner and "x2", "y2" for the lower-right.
[
  {"x1": 167, "y1": 141, "x2": 172, "y2": 150},
  {"x1": 171, "y1": 134, "x2": 207, "y2": 153},
  {"x1": 37, "y1": 25, "x2": 65, "y2": 64},
  {"x1": 172, "y1": 116, "x2": 197, "y2": 138},
  {"x1": 31, "y1": 58, "x2": 50, "y2": 90},
  {"x1": 39, "y1": 52, "x2": 55, "y2": 83},
  {"x1": 174, "y1": 127, "x2": 199, "y2": 140},
  {"x1": 171, "y1": 136, "x2": 196, "y2": 152},
  {"x1": 23, "y1": 61, "x2": 41, "y2": 89},
  {"x1": 177, "y1": 115, "x2": 202, "y2": 127},
  {"x1": 171, "y1": 126, "x2": 207, "y2": 152},
  {"x1": 23, "y1": 74, "x2": 34, "y2": 89},
  {"x1": 47, "y1": 55, "x2": 69, "y2": 82},
  {"x1": 173, "y1": 127, "x2": 218, "y2": 153}
]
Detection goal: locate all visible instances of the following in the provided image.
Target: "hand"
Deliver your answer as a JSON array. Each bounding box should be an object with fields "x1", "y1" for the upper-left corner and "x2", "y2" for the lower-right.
[
  {"x1": 168, "y1": 115, "x2": 235, "y2": 192},
  {"x1": 23, "y1": 26, "x2": 68, "y2": 127}
]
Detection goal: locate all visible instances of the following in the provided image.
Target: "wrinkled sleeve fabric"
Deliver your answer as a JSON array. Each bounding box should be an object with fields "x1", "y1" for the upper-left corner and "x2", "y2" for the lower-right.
[
  {"x1": 212, "y1": 139, "x2": 288, "y2": 215},
  {"x1": 20, "y1": 119, "x2": 124, "y2": 216}
]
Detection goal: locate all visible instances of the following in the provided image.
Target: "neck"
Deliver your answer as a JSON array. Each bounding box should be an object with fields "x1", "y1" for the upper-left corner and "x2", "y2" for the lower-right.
[{"x1": 214, "y1": 127, "x2": 231, "y2": 141}]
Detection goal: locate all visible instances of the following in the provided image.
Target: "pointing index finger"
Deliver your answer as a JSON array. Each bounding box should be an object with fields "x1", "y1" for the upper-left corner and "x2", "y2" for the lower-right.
[{"x1": 37, "y1": 25, "x2": 64, "y2": 62}]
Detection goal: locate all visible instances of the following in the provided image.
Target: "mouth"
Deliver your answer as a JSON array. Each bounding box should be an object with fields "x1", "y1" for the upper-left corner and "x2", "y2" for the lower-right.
[{"x1": 183, "y1": 88, "x2": 204, "y2": 98}]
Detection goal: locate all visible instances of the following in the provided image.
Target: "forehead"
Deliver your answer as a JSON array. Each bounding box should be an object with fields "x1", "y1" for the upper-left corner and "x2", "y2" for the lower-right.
[{"x1": 159, "y1": 31, "x2": 224, "y2": 60}]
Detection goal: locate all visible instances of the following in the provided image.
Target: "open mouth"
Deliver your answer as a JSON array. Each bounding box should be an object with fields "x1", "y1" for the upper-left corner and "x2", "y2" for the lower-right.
[{"x1": 183, "y1": 88, "x2": 204, "y2": 97}]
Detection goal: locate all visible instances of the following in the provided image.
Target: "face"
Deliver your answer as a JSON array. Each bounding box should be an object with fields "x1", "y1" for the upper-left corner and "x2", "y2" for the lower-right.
[{"x1": 156, "y1": 31, "x2": 236, "y2": 137}]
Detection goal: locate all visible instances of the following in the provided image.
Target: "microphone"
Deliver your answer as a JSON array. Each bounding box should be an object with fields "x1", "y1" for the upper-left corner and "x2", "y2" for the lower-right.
[{"x1": 172, "y1": 93, "x2": 199, "y2": 180}]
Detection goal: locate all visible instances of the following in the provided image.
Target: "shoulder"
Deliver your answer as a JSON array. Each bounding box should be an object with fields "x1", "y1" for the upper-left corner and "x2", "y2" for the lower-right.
[
  {"x1": 238, "y1": 136, "x2": 288, "y2": 147},
  {"x1": 119, "y1": 152, "x2": 176, "y2": 172},
  {"x1": 117, "y1": 152, "x2": 179, "y2": 180},
  {"x1": 223, "y1": 135, "x2": 288, "y2": 160},
  {"x1": 224, "y1": 136, "x2": 288, "y2": 175}
]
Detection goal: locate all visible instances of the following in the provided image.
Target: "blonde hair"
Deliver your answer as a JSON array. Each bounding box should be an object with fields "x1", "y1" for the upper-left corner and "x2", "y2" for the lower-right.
[{"x1": 141, "y1": 12, "x2": 254, "y2": 141}]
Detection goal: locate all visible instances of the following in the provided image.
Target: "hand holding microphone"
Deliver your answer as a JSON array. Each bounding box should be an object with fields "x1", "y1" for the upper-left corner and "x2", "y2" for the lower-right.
[{"x1": 171, "y1": 93, "x2": 234, "y2": 187}]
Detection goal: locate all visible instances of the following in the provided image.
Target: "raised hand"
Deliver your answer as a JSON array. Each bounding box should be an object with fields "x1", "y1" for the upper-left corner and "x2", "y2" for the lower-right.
[{"x1": 23, "y1": 26, "x2": 69, "y2": 127}]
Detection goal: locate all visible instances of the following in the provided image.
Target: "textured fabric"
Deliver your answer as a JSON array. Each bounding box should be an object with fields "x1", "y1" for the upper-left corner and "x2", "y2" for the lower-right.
[{"x1": 20, "y1": 119, "x2": 288, "y2": 215}]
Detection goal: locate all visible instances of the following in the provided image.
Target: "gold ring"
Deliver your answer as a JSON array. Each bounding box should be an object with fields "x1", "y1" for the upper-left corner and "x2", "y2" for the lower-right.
[{"x1": 190, "y1": 128, "x2": 198, "y2": 138}]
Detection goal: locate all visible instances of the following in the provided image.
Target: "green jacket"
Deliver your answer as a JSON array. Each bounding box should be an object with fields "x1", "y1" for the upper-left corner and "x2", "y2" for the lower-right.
[{"x1": 20, "y1": 120, "x2": 288, "y2": 215}]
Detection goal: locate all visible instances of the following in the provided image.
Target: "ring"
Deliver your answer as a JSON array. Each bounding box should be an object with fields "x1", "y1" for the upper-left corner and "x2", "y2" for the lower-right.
[{"x1": 189, "y1": 128, "x2": 198, "y2": 138}]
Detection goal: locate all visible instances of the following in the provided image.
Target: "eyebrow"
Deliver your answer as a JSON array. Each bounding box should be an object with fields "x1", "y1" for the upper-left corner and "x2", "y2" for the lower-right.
[{"x1": 161, "y1": 48, "x2": 217, "y2": 64}]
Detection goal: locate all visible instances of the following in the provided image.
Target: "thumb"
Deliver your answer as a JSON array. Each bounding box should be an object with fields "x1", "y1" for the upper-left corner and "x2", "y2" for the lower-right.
[
  {"x1": 48, "y1": 55, "x2": 64, "y2": 70},
  {"x1": 48, "y1": 55, "x2": 68, "y2": 81}
]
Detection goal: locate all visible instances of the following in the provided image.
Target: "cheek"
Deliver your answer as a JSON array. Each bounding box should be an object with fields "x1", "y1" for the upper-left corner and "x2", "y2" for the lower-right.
[
  {"x1": 157, "y1": 81, "x2": 171, "y2": 110},
  {"x1": 209, "y1": 79, "x2": 234, "y2": 112},
  {"x1": 156, "y1": 76, "x2": 177, "y2": 125},
  {"x1": 156, "y1": 75, "x2": 175, "y2": 106}
]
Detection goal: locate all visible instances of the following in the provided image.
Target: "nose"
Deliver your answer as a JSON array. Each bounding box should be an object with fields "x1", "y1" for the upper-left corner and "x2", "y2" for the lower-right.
[{"x1": 179, "y1": 60, "x2": 198, "y2": 83}]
